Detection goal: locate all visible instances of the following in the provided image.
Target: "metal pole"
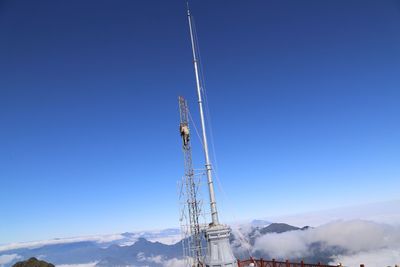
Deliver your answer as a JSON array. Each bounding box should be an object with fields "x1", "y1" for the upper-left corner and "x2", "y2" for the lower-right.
[{"x1": 187, "y1": 7, "x2": 219, "y2": 226}]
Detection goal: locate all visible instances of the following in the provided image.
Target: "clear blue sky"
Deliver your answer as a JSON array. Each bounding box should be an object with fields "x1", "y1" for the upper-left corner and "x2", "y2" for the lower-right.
[{"x1": 1, "y1": 0, "x2": 399, "y2": 244}]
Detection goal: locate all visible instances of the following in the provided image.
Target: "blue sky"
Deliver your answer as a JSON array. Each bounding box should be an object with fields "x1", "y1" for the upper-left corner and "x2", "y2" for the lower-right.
[{"x1": 0, "y1": 0, "x2": 399, "y2": 244}]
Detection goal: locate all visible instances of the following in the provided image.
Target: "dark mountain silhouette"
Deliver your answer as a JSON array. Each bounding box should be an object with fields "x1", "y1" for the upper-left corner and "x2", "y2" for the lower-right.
[
  {"x1": 12, "y1": 257, "x2": 54, "y2": 267},
  {"x1": 260, "y1": 223, "x2": 300, "y2": 234}
]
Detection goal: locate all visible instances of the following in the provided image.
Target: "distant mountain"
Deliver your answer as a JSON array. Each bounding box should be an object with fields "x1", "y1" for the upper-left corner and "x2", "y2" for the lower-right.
[
  {"x1": 0, "y1": 228, "x2": 182, "y2": 254},
  {"x1": 259, "y1": 223, "x2": 300, "y2": 234},
  {"x1": 0, "y1": 237, "x2": 183, "y2": 267},
  {"x1": 239, "y1": 223, "x2": 303, "y2": 246}
]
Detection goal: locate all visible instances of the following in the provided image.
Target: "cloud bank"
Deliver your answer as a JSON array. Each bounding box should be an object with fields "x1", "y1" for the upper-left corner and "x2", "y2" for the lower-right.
[
  {"x1": 252, "y1": 220, "x2": 400, "y2": 266},
  {"x1": 0, "y1": 234, "x2": 126, "y2": 252},
  {"x1": 0, "y1": 254, "x2": 22, "y2": 266},
  {"x1": 267, "y1": 200, "x2": 400, "y2": 227},
  {"x1": 163, "y1": 257, "x2": 186, "y2": 267},
  {"x1": 137, "y1": 253, "x2": 185, "y2": 267},
  {"x1": 332, "y1": 248, "x2": 400, "y2": 267},
  {"x1": 57, "y1": 262, "x2": 98, "y2": 267}
]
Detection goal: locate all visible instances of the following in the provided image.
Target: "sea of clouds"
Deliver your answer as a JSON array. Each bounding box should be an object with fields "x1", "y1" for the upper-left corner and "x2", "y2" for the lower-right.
[
  {"x1": 151, "y1": 219, "x2": 400, "y2": 267},
  {"x1": 251, "y1": 220, "x2": 400, "y2": 267}
]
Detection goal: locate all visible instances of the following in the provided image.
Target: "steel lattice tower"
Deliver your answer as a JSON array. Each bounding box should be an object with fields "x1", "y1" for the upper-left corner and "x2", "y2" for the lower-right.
[{"x1": 178, "y1": 96, "x2": 204, "y2": 267}]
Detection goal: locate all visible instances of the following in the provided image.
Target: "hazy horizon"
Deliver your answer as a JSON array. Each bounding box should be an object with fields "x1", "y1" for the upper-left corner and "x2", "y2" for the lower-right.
[{"x1": 1, "y1": 198, "x2": 399, "y2": 247}]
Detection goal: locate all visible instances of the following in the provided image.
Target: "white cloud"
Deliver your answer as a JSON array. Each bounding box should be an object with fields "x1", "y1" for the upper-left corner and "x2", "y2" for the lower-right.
[
  {"x1": 163, "y1": 258, "x2": 186, "y2": 267},
  {"x1": 136, "y1": 252, "x2": 164, "y2": 264},
  {"x1": 136, "y1": 252, "x2": 146, "y2": 261},
  {"x1": 147, "y1": 255, "x2": 164, "y2": 264},
  {"x1": 0, "y1": 234, "x2": 126, "y2": 252},
  {"x1": 136, "y1": 253, "x2": 185, "y2": 267},
  {"x1": 0, "y1": 254, "x2": 22, "y2": 266},
  {"x1": 231, "y1": 227, "x2": 253, "y2": 255},
  {"x1": 331, "y1": 248, "x2": 400, "y2": 267},
  {"x1": 252, "y1": 220, "x2": 400, "y2": 266},
  {"x1": 253, "y1": 229, "x2": 308, "y2": 259},
  {"x1": 147, "y1": 235, "x2": 182, "y2": 245},
  {"x1": 311, "y1": 220, "x2": 399, "y2": 253},
  {"x1": 57, "y1": 261, "x2": 98, "y2": 267}
]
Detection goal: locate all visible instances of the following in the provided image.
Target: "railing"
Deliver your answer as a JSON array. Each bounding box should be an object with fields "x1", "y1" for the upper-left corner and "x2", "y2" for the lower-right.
[{"x1": 237, "y1": 258, "x2": 340, "y2": 267}]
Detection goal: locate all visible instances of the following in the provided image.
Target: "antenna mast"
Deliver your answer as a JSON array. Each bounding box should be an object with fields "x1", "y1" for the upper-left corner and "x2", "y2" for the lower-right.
[
  {"x1": 185, "y1": 6, "x2": 237, "y2": 267},
  {"x1": 187, "y1": 4, "x2": 219, "y2": 227}
]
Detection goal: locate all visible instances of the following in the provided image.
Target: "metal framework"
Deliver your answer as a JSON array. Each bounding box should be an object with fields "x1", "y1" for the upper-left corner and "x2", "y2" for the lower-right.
[{"x1": 178, "y1": 96, "x2": 205, "y2": 267}]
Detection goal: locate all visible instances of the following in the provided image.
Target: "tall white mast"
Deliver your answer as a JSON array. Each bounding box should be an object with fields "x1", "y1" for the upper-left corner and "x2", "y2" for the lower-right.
[
  {"x1": 187, "y1": 7, "x2": 219, "y2": 226},
  {"x1": 186, "y1": 6, "x2": 237, "y2": 267}
]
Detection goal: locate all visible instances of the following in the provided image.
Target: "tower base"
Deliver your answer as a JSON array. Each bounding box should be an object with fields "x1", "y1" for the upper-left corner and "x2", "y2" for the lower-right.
[{"x1": 204, "y1": 224, "x2": 237, "y2": 267}]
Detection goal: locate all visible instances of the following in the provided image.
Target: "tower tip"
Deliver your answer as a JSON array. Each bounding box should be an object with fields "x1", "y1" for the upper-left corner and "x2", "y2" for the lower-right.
[{"x1": 186, "y1": 1, "x2": 191, "y2": 15}]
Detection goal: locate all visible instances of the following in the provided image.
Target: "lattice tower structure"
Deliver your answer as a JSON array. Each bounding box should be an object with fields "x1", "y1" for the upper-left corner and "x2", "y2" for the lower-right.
[{"x1": 178, "y1": 96, "x2": 205, "y2": 267}]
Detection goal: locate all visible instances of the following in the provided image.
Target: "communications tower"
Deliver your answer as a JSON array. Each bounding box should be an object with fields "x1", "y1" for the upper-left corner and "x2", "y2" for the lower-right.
[
  {"x1": 178, "y1": 6, "x2": 237, "y2": 267},
  {"x1": 179, "y1": 96, "x2": 205, "y2": 267}
]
